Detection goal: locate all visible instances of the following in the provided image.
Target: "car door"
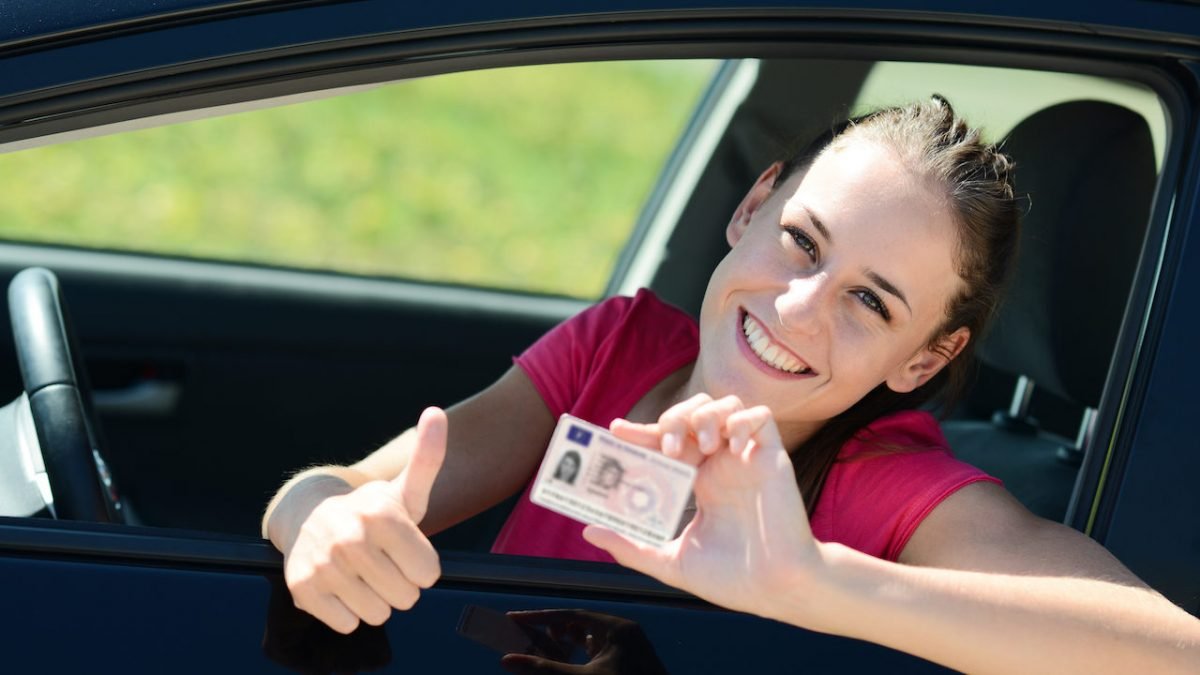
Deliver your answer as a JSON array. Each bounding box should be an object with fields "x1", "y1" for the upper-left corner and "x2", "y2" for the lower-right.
[{"x1": 0, "y1": 2, "x2": 1197, "y2": 674}]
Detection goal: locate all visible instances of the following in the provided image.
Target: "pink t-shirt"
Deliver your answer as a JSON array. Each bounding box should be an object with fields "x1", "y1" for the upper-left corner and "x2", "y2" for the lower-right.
[{"x1": 491, "y1": 289, "x2": 999, "y2": 563}]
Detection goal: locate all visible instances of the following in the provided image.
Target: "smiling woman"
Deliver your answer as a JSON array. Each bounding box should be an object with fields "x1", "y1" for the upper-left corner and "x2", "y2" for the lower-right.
[
  {"x1": 0, "y1": 61, "x2": 716, "y2": 298},
  {"x1": 258, "y1": 89, "x2": 1200, "y2": 672}
]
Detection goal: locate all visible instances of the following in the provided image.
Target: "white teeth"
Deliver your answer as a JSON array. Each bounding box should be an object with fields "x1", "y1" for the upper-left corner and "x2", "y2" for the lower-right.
[
  {"x1": 741, "y1": 314, "x2": 809, "y2": 374},
  {"x1": 751, "y1": 335, "x2": 770, "y2": 353}
]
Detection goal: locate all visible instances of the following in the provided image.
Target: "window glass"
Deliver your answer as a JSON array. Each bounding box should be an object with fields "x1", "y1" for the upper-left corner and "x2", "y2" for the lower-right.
[
  {"x1": 0, "y1": 60, "x2": 718, "y2": 298},
  {"x1": 854, "y1": 61, "x2": 1166, "y2": 166}
]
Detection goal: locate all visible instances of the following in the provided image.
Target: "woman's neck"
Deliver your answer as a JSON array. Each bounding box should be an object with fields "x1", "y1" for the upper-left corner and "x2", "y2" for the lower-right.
[{"x1": 623, "y1": 363, "x2": 694, "y2": 425}]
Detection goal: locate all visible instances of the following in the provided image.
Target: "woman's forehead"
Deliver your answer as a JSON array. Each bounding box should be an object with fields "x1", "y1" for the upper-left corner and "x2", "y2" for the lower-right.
[
  {"x1": 799, "y1": 140, "x2": 937, "y2": 207},
  {"x1": 781, "y1": 140, "x2": 964, "y2": 317}
]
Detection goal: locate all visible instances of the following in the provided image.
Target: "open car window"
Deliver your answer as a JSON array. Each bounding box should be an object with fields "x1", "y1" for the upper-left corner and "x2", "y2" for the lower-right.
[
  {"x1": 0, "y1": 61, "x2": 718, "y2": 299},
  {"x1": 0, "y1": 56, "x2": 1171, "y2": 557}
]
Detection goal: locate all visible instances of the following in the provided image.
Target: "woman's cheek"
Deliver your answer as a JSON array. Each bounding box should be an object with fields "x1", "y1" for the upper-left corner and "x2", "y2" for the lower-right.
[
  {"x1": 833, "y1": 306, "x2": 874, "y2": 345},
  {"x1": 829, "y1": 312, "x2": 892, "y2": 384}
]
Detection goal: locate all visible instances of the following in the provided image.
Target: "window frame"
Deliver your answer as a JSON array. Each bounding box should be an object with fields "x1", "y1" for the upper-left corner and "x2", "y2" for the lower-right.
[{"x1": 0, "y1": 9, "x2": 1192, "y2": 604}]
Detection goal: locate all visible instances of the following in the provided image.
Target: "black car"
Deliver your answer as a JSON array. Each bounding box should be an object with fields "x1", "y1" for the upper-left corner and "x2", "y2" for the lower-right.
[{"x1": 1, "y1": 1, "x2": 1197, "y2": 672}]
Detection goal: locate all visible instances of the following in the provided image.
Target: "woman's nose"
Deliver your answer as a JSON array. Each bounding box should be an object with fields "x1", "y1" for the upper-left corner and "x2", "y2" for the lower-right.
[{"x1": 776, "y1": 274, "x2": 831, "y2": 336}]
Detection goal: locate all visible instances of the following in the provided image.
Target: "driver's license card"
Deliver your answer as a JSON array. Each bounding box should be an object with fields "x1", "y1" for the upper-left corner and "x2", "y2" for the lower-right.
[{"x1": 530, "y1": 414, "x2": 696, "y2": 548}]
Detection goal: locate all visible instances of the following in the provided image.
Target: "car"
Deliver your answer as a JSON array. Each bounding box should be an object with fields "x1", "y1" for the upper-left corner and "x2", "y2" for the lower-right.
[{"x1": 0, "y1": 1, "x2": 1197, "y2": 672}]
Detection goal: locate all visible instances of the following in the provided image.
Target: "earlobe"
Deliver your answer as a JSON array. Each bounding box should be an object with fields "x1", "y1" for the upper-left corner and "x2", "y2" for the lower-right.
[
  {"x1": 726, "y1": 162, "x2": 784, "y2": 247},
  {"x1": 887, "y1": 327, "x2": 971, "y2": 393}
]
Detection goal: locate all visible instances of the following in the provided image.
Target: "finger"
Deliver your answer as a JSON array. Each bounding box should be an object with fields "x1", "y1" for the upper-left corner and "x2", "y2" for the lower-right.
[
  {"x1": 609, "y1": 418, "x2": 662, "y2": 449},
  {"x1": 349, "y1": 544, "x2": 423, "y2": 610},
  {"x1": 689, "y1": 395, "x2": 745, "y2": 455},
  {"x1": 293, "y1": 589, "x2": 361, "y2": 635},
  {"x1": 582, "y1": 525, "x2": 677, "y2": 588},
  {"x1": 373, "y1": 514, "x2": 442, "y2": 589},
  {"x1": 658, "y1": 393, "x2": 712, "y2": 462},
  {"x1": 321, "y1": 567, "x2": 394, "y2": 628},
  {"x1": 725, "y1": 405, "x2": 785, "y2": 459},
  {"x1": 395, "y1": 407, "x2": 448, "y2": 523},
  {"x1": 500, "y1": 654, "x2": 585, "y2": 675}
]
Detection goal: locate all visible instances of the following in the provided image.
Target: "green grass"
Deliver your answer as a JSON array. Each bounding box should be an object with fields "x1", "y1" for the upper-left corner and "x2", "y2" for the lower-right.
[{"x1": 0, "y1": 60, "x2": 717, "y2": 298}]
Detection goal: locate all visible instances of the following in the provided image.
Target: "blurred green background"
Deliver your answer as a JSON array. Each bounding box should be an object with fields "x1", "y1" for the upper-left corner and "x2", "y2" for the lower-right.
[{"x1": 0, "y1": 61, "x2": 717, "y2": 298}]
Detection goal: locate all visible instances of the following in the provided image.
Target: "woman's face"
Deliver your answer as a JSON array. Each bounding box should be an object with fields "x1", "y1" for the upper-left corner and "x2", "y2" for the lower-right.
[
  {"x1": 559, "y1": 455, "x2": 578, "y2": 478},
  {"x1": 693, "y1": 135, "x2": 968, "y2": 444}
]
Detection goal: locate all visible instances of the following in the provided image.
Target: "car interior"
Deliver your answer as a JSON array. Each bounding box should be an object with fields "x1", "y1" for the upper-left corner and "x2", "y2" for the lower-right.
[
  {"x1": 646, "y1": 58, "x2": 1160, "y2": 526},
  {"x1": 0, "y1": 55, "x2": 1165, "y2": 555}
]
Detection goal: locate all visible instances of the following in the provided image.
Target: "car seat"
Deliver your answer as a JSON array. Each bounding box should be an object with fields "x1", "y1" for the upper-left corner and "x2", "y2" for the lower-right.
[{"x1": 942, "y1": 100, "x2": 1157, "y2": 522}]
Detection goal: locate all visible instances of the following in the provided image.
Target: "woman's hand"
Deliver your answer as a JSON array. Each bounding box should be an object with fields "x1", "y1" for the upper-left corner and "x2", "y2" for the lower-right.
[
  {"x1": 585, "y1": 395, "x2": 826, "y2": 623},
  {"x1": 280, "y1": 407, "x2": 448, "y2": 634}
]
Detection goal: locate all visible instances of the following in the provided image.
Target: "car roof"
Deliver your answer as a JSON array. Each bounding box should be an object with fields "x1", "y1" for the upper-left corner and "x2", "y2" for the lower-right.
[{"x1": 3, "y1": 0, "x2": 1199, "y2": 51}]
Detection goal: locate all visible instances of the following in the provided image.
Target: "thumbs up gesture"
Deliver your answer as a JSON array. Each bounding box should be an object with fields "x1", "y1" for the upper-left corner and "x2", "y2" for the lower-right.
[{"x1": 282, "y1": 407, "x2": 448, "y2": 634}]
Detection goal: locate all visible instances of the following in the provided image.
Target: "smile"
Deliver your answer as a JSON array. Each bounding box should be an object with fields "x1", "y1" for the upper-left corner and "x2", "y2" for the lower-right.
[{"x1": 740, "y1": 311, "x2": 814, "y2": 375}]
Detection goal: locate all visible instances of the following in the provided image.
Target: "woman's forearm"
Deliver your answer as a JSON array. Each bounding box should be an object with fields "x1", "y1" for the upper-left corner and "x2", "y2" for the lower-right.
[{"x1": 781, "y1": 543, "x2": 1200, "y2": 674}]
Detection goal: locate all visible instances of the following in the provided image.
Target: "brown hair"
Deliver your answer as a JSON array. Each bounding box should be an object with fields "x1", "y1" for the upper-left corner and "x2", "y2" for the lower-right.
[{"x1": 777, "y1": 95, "x2": 1021, "y2": 513}]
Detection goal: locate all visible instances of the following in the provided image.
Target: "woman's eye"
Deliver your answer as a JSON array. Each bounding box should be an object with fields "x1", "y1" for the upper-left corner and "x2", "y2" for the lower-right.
[
  {"x1": 854, "y1": 289, "x2": 891, "y2": 321},
  {"x1": 784, "y1": 226, "x2": 818, "y2": 261}
]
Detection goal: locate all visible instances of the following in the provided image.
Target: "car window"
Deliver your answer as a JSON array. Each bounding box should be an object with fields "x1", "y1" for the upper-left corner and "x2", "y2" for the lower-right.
[
  {"x1": 854, "y1": 61, "x2": 1166, "y2": 165},
  {"x1": 0, "y1": 60, "x2": 718, "y2": 299},
  {"x1": 0, "y1": 53, "x2": 1171, "y2": 551}
]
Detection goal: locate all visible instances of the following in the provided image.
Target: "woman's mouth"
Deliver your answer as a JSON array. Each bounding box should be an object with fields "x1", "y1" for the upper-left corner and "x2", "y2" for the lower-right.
[{"x1": 740, "y1": 311, "x2": 815, "y2": 375}]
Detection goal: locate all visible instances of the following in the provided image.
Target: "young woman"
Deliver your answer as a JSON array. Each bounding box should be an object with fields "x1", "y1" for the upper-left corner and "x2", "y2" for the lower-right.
[{"x1": 263, "y1": 97, "x2": 1200, "y2": 672}]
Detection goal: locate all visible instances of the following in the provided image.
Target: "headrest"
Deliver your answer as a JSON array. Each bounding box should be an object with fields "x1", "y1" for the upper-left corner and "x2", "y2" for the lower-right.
[{"x1": 979, "y1": 100, "x2": 1155, "y2": 407}]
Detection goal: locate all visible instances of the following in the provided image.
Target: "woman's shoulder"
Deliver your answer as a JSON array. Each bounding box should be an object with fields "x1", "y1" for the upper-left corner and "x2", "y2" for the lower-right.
[
  {"x1": 814, "y1": 409, "x2": 999, "y2": 561},
  {"x1": 572, "y1": 288, "x2": 695, "y2": 332},
  {"x1": 838, "y1": 409, "x2": 950, "y2": 460},
  {"x1": 602, "y1": 289, "x2": 699, "y2": 359},
  {"x1": 627, "y1": 288, "x2": 698, "y2": 327},
  {"x1": 572, "y1": 289, "x2": 697, "y2": 350}
]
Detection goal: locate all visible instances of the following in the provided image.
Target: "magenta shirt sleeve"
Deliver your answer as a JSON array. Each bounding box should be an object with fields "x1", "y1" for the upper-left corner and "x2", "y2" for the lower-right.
[
  {"x1": 809, "y1": 410, "x2": 1001, "y2": 562},
  {"x1": 513, "y1": 294, "x2": 636, "y2": 418}
]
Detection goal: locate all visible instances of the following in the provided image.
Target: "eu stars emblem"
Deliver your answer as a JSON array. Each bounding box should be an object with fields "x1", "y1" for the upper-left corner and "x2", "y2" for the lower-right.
[{"x1": 567, "y1": 425, "x2": 593, "y2": 447}]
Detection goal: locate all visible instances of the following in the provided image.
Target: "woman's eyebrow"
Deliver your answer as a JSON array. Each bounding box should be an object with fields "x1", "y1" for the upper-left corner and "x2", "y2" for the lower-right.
[
  {"x1": 865, "y1": 269, "x2": 911, "y2": 314},
  {"x1": 800, "y1": 204, "x2": 832, "y2": 243}
]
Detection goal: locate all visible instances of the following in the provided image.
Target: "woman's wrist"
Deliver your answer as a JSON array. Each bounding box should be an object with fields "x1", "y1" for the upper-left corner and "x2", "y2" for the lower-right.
[
  {"x1": 764, "y1": 541, "x2": 883, "y2": 637},
  {"x1": 263, "y1": 470, "x2": 361, "y2": 551}
]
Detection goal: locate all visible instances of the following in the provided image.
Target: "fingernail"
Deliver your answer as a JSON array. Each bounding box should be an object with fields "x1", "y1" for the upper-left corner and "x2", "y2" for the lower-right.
[
  {"x1": 662, "y1": 433, "x2": 678, "y2": 456},
  {"x1": 730, "y1": 434, "x2": 746, "y2": 455},
  {"x1": 697, "y1": 429, "x2": 713, "y2": 452}
]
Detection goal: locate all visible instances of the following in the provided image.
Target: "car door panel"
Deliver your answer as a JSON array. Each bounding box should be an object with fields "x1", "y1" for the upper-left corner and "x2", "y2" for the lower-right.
[
  {"x1": 0, "y1": 524, "x2": 954, "y2": 673},
  {"x1": 0, "y1": 249, "x2": 583, "y2": 535}
]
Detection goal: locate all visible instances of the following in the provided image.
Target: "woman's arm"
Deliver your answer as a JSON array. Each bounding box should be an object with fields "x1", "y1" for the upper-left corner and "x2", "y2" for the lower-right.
[
  {"x1": 263, "y1": 366, "x2": 554, "y2": 539},
  {"x1": 262, "y1": 366, "x2": 556, "y2": 633},
  {"x1": 590, "y1": 395, "x2": 1200, "y2": 674},
  {"x1": 783, "y1": 483, "x2": 1200, "y2": 674}
]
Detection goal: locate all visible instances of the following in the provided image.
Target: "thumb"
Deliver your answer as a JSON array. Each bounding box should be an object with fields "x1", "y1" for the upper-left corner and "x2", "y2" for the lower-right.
[{"x1": 394, "y1": 407, "x2": 447, "y2": 523}]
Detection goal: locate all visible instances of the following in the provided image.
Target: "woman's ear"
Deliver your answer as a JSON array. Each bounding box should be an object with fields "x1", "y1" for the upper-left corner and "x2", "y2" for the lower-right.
[
  {"x1": 727, "y1": 162, "x2": 784, "y2": 247},
  {"x1": 886, "y1": 327, "x2": 971, "y2": 393}
]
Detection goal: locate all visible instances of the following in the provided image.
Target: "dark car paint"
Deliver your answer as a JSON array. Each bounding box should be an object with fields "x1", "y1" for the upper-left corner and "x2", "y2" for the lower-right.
[
  {"x1": 0, "y1": 517, "x2": 955, "y2": 673},
  {"x1": 0, "y1": 1, "x2": 1198, "y2": 672},
  {"x1": 1097, "y1": 57, "x2": 1200, "y2": 610},
  {"x1": 5, "y1": 2, "x2": 1200, "y2": 146}
]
